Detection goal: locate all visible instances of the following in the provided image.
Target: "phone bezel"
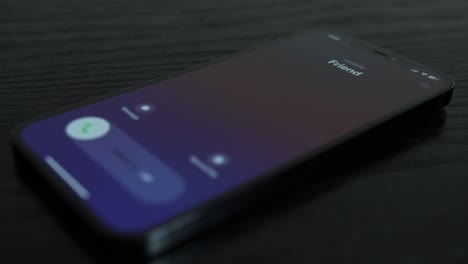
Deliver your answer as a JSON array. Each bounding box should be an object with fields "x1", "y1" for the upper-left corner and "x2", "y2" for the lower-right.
[{"x1": 10, "y1": 28, "x2": 455, "y2": 249}]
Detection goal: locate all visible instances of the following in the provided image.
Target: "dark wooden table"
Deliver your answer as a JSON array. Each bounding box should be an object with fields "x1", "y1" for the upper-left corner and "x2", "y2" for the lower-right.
[{"x1": 2, "y1": 0, "x2": 468, "y2": 263}]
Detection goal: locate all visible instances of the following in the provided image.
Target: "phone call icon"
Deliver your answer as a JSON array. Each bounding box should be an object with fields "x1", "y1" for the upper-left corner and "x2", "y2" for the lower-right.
[
  {"x1": 66, "y1": 117, "x2": 110, "y2": 141},
  {"x1": 81, "y1": 123, "x2": 93, "y2": 134}
]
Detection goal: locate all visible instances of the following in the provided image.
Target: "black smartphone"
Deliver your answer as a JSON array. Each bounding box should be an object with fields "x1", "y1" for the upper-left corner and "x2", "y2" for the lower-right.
[{"x1": 11, "y1": 29, "x2": 454, "y2": 258}]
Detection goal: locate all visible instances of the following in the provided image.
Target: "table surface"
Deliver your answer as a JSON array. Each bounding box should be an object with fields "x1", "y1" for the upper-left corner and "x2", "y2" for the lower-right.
[{"x1": 2, "y1": 0, "x2": 468, "y2": 263}]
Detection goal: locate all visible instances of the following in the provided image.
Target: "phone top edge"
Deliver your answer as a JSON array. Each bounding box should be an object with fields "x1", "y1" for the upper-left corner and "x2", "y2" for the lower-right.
[{"x1": 9, "y1": 27, "x2": 455, "y2": 136}]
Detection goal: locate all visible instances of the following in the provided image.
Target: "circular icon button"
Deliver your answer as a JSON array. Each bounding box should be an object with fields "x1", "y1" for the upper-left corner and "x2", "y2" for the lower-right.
[
  {"x1": 208, "y1": 153, "x2": 230, "y2": 166},
  {"x1": 66, "y1": 117, "x2": 110, "y2": 141},
  {"x1": 420, "y1": 83, "x2": 432, "y2": 88},
  {"x1": 135, "y1": 103, "x2": 155, "y2": 114}
]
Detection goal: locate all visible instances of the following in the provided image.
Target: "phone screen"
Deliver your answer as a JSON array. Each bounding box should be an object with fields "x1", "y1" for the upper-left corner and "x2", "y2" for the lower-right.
[{"x1": 19, "y1": 30, "x2": 452, "y2": 234}]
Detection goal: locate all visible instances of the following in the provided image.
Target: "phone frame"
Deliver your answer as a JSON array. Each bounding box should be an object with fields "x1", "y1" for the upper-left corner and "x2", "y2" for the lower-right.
[{"x1": 10, "y1": 28, "x2": 455, "y2": 258}]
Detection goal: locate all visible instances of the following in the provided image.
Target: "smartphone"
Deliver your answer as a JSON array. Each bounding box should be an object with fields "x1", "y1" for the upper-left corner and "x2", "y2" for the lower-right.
[{"x1": 11, "y1": 29, "x2": 454, "y2": 258}]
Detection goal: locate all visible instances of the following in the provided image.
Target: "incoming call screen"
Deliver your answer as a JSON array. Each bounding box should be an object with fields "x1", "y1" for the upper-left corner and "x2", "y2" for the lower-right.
[{"x1": 20, "y1": 31, "x2": 449, "y2": 233}]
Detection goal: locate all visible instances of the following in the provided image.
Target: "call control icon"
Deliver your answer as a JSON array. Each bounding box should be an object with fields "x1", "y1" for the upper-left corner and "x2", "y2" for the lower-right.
[
  {"x1": 135, "y1": 103, "x2": 155, "y2": 114},
  {"x1": 66, "y1": 117, "x2": 110, "y2": 141},
  {"x1": 209, "y1": 153, "x2": 230, "y2": 166}
]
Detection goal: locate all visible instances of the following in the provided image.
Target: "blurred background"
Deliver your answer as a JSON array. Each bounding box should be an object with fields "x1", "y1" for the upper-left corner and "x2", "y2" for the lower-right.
[{"x1": 1, "y1": 0, "x2": 468, "y2": 263}]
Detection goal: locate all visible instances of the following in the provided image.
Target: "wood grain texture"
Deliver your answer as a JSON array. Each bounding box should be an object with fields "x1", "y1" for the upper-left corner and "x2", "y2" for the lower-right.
[{"x1": 1, "y1": 0, "x2": 468, "y2": 263}]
